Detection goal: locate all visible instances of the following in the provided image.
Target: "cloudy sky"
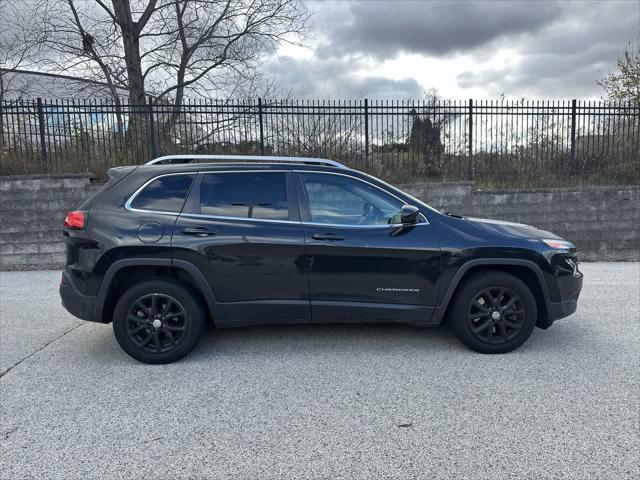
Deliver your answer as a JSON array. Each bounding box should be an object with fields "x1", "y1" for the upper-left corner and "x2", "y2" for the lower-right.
[{"x1": 264, "y1": 0, "x2": 640, "y2": 100}]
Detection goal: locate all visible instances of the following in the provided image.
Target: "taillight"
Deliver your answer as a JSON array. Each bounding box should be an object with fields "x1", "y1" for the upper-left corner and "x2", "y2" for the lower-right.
[{"x1": 64, "y1": 210, "x2": 86, "y2": 229}]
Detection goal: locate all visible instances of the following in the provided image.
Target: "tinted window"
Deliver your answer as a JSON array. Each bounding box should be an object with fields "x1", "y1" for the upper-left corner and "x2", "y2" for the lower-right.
[
  {"x1": 301, "y1": 173, "x2": 403, "y2": 225},
  {"x1": 130, "y1": 174, "x2": 194, "y2": 212},
  {"x1": 199, "y1": 172, "x2": 289, "y2": 220}
]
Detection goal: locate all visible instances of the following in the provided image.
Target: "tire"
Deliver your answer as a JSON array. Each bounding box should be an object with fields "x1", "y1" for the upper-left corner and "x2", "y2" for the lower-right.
[
  {"x1": 449, "y1": 271, "x2": 537, "y2": 354},
  {"x1": 112, "y1": 280, "x2": 204, "y2": 364}
]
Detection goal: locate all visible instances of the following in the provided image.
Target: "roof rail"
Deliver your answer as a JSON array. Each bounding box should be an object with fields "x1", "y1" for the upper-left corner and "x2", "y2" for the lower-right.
[{"x1": 145, "y1": 154, "x2": 346, "y2": 169}]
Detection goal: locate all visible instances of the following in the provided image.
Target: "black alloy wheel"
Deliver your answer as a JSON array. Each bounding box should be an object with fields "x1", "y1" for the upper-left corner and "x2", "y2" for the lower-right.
[
  {"x1": 127, "y1": 293, "x2": 188, "y2": 354},
  {"x1": 449, "y1": 271, "x2": 537, "y2": 354},
  {"x1": 468, "y1": 287, "x2": 525, "y2": 344},
  {"x1": 113, "y1": 280, "x2": 204, "y2": 364}
]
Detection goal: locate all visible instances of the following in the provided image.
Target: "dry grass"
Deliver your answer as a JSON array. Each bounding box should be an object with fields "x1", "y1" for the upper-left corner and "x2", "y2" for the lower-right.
[{"x1": 1, "y1": 138, "x2": 638, "y2": 189}]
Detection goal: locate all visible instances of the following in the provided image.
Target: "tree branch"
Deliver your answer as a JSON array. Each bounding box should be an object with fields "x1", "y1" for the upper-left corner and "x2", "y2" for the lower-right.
[{"x1": 93, "y1": 0, "x2": 119, "y2": 24}]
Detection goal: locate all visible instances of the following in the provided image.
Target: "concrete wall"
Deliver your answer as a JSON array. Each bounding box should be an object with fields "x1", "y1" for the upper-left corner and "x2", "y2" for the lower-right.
[
  {"x1": 399, "y1": 182, "x2": 639, "y2": 261},
  {"x1": 0, "y1": 174, "x2": 100, "y2": 270},
  {"x1": 0, "y1": 175, "x2": 637, "y2": 270}
]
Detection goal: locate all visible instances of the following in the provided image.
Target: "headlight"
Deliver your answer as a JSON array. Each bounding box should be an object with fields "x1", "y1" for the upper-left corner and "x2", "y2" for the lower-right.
[{"x1": 542, "y1": 239, "x2": 575, "y2": 250}]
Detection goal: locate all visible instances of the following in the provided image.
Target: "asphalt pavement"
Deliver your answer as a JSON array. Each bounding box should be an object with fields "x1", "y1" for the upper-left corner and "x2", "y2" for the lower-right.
[{"x1": 1, "y1": 263, "x2": 638, "y2": 479}]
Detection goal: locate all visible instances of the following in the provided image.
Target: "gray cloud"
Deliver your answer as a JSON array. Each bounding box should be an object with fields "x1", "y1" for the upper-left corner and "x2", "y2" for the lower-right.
[
  {"x1": 315, "y1": 0, "x2": 565, "y2": 60},
  {"x1": 267, "y1": 0, "x2": 639, "y2": 99},
  {"x1": 456, "y1": 1, "x2": 640, "y2": 97},
  {"x1": 264, "y1": 56, "x2": 424, "y2": 98}
]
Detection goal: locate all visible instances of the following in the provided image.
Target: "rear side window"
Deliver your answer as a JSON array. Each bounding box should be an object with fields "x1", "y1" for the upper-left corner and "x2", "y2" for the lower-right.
[
  {"x1": 130, "y1": 174, "x2": 195, "y2": 212},
  {"x1": 198, "y1": 172, "x2": 289, "y2": 220}
]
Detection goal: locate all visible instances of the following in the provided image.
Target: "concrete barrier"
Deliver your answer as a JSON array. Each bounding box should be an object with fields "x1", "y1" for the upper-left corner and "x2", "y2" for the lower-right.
[
  {"x1": 0, "y1": 175, "x2": 637, "y2": 270},
  {"x1": 0, "y1": 174, "x2": 100, "y2": 270},
  {"x1": 399, "y1": 182, "x2": 640, "y2": 261}
]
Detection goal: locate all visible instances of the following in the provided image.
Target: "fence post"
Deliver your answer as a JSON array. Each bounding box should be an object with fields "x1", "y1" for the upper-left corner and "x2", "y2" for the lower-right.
[
  {"x1": 148, "y1": 96, "x2": 157, "y2": 159},
  {"x1": 0, "y1": 99, "x2": 4, "y2": 147},
  {"x1": 467, "y1": 98, "x2": 473, "y2": 181},
  {"x1": 36, "y1": 98, "x2": 47, "y2": 172},
  {"x1": 570, "y1": 99, "x2": 577, "y2": 175},
  {"x1": 364, "y1": 98, "x2": 369, "y2": 167},
  {"x1": 258, "y1": 97, "x2": 265, "y2": 155}
]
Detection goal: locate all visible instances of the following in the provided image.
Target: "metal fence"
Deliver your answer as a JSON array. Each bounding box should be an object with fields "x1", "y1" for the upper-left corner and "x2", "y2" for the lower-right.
[{"x1": 1, "y1": 98, "x2": 638, "y2": 188}]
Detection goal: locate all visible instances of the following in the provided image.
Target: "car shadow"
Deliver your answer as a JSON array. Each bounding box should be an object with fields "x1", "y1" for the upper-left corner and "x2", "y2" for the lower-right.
[
  {"x1": 186, "y1": 317, "x2": 591, "y2": 362},
  {"x1": 189, "y1": 322, "x2": 463, "y2": 361},
  {"x1": 80, "y1": 317, "x2": 589, "y2": 366}
]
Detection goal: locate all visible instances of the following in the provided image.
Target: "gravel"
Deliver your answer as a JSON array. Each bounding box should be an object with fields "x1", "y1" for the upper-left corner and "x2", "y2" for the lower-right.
[{"x1": 1, "y1": 263, "x2": 639, "y2": 479}]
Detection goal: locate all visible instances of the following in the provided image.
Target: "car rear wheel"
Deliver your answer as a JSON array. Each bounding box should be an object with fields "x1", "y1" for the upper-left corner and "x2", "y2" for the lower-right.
[
  {"x1": 113, "y1": 280, "x2": 204, "y2": 364},
  {"x1": 449, "y1": 272, "x2": 537, "y2": 354}
]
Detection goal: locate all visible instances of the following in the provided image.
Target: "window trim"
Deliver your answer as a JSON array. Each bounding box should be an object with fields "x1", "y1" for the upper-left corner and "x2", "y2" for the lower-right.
[
  {"x1": 125, "y1": 169, "x2": 429, "y2": 228},
  {"x1": 294, "y1": 170, "x2": 429, "y2": 228},
  {"x1": 125, "y1": 172, "x2": 196, "y2": 215},
  {"x1": 179, "y1": 212, "x2": 301, "y2": 225}
]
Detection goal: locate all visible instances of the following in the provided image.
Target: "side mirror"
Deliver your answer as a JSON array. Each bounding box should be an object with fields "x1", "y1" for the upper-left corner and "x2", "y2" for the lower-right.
[{"x1": 400, "y1": 205, "x2": 420, "y2": 225}]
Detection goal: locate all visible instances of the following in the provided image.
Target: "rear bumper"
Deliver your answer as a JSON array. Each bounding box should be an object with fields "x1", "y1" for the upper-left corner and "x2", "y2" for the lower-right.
[{"x1": 60, "y1": 271, "x2": 101, "y2": 322}]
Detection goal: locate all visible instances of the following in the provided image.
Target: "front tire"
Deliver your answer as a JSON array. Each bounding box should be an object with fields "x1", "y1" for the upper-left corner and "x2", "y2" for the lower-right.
[
  {"x1": 449, "y1": 272, "x2": 537, "y2": 354},
  {"x1": 112, "y1": 280, "x2": 204, "y2": 364}
]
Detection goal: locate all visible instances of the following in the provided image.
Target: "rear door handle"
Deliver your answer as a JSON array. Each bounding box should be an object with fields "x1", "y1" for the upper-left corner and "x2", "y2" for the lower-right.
[
  {"x1": 311, "y1": 233, "x2": 344, "y2": 241},
  {"x1": 182, "y1": 227, "x2": 216, "y2": 237}
]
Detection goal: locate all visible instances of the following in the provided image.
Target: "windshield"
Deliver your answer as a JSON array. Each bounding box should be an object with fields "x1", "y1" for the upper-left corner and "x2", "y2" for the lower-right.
[{"x1": 359, "y1": 172, "x2": 442, "y2": 215}]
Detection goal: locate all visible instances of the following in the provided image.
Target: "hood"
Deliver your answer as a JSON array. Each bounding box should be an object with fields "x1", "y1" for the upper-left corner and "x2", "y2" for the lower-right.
[{"x1": 463, "y1": 216, "x2": 562, "y2": 241}]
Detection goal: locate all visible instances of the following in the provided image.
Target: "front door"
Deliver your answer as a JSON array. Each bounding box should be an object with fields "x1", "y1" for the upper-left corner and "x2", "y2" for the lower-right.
[
  {"x1": 172, "y1": 170, "x2": 309, "y2": 325},
  {"x1": 295, "y1": 171, "x2": 441, "y2": 323}
]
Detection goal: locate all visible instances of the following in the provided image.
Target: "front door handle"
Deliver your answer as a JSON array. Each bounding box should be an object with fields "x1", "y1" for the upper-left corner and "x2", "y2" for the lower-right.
[
  {"x1": 182, "y1": 227, "x2": 216, "y2": 237},
  {"x1": 311, "y1": 233, "x2": 344, "y2": 241}
]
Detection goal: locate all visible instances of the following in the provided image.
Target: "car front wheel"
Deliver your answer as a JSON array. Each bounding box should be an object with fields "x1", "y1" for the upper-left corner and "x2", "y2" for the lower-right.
[
  {"x1": 112, "y1": 280, "x2": 204, "y2": 364},
  {"x1": 450, "y1": 271, "x2": 537, "y2": 354}
]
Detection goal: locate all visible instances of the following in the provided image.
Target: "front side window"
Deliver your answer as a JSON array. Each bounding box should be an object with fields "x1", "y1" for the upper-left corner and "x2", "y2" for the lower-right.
[
  {"x1": 301, "y1": 173, "x2": 403, "y2": 226},
  {"x1": 199, "y1": 172, "x2": 289, "y2": 220},
  {"x1": 130, "y1": 174, "x2": 194, "y2": 212}
]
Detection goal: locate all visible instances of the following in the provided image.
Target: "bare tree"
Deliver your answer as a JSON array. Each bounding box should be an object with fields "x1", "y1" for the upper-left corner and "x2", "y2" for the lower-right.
[
  {"x1": 0, "y1": 1, "x2": 41, "y2": 102},
  {"x1": 25, "y1": 0, "x2": 308, "y2": 107},
  {"x1": 274, "y1": 105, "x2": 361, "y2": 161},
  {"x1": 65, "y1": 0, "x2": 126, "y2": 108},
  {"x1": 0, "y1": 1, "x2": 41, "y2": 153},
  {"x1": 11, "y1": 0, "x2": 307, "y2": 156}
]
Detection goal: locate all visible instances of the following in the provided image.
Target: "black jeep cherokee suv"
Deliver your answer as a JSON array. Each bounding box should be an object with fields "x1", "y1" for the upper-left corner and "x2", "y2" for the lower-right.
[{"x1": 60, "y1": 155, "x2": 583, "y2": 363}]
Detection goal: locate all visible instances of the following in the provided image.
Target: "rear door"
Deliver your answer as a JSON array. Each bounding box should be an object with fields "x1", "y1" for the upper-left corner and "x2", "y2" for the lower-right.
[
  {"x1": 172, "y1": 170, "x2": 309, "y2": 325},
  {"x1": 295, "y1": 171, "x2": 441, "y2": 323}
]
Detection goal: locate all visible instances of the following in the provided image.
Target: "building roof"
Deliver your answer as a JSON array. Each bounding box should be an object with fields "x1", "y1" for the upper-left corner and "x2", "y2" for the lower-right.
[{"x1": 0, "y1": 69, "x2": 127, "y2": 100}]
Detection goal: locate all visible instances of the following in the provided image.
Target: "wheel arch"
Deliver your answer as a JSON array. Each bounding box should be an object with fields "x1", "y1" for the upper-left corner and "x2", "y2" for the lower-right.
[
  {"x1": 97, "y1": 258, "x2": 227, "y2": 325},
  {"x1": 434, "y1": 259, "x2": 552, "y2": 329}
]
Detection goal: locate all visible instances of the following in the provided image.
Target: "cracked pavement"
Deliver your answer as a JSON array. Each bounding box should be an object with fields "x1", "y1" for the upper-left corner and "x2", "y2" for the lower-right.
[{"x1": 1, "y1": 264, "x2": 639, "y2": 479}]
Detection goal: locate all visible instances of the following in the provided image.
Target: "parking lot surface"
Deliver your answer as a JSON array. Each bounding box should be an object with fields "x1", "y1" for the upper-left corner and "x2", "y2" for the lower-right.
[{"x1": 1, "y1": 263, "x2": 639, "y2": 479}]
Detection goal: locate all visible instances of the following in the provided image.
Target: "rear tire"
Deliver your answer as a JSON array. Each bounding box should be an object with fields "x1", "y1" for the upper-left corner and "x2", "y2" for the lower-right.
[
  {"x1": 449, "y1": 272, "x2": 537, "y2": 354},
  {"x1": 112, "y1": 280, "x2": 204, "y2": 364}
]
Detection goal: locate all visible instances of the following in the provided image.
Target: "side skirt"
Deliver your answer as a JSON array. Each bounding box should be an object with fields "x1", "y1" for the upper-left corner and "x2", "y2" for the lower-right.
[
  {"x1": 311, "y1": 300, "x2": 436, "y2": 327},
  {"x1": 215, "y1": 300, "x2": 310, "y2": 328},
  {"x1": 212, "y1": 300, "x2": 437, "y2": 328}
]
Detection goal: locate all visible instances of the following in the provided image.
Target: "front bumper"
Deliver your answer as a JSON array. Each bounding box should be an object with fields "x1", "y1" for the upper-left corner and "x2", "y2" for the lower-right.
[
  {"x1": 548, "y1": 291, "x2": 581, "y2": 321},
  {"x1": 546, "y1": 268, "x2": 583, "y2": 325},
  {"x1": 60, "y1": 271, "x2": 101, "y2": 322}
]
